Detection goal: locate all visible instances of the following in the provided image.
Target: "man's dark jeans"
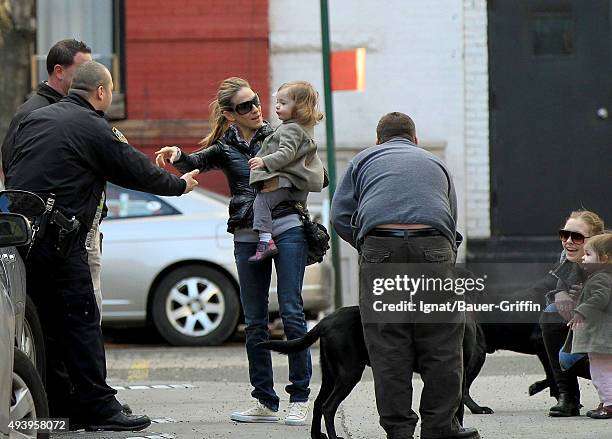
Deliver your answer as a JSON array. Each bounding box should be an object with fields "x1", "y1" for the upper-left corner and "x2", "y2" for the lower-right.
[
  {"x1": 234, "y1": 226, "x2": 312, "y2": 410},
  {"x1": 359, "y1": 233, "x2": 464, "y2": 439}
]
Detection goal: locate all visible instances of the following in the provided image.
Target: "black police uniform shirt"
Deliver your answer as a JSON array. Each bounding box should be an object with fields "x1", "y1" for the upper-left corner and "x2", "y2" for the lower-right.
[
  {"x1": 5, "y1": 93, "x2": 186, "y2": 230},
  {"x1": 1, "y1": 82, "x2": 63, "y2": 175}
]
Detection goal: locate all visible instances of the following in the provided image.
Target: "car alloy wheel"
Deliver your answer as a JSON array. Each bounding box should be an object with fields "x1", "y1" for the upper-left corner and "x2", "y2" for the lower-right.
[
  {"x1": 22, "y1": 295, "x2": 46, "y2": 383},
  {"x1": 10, "y1": 349, "x2": 49, "y2": 439},
  {"x1": 152, "y1": 265, "x2": 240, "y2": 346},
  {"x1": 166, "y1": 276, "x2": 225, "y2": 337},
  {"x1": 11, "y1": 374, "x2": 36, "y2": 436}
]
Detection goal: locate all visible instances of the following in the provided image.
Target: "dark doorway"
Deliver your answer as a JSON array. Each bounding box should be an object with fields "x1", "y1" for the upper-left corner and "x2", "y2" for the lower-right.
[{"x1": 488, "y1": 0, "x2": 612, "y2": 236}]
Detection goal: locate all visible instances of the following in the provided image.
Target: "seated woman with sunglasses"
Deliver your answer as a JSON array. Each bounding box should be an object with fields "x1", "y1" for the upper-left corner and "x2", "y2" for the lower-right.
[
  {"x1": 539, "y1": 210, "x2": 605, "y2": 417},
  {"x1": 154, "y1": 77, "x2": 312, "y2": 426}
]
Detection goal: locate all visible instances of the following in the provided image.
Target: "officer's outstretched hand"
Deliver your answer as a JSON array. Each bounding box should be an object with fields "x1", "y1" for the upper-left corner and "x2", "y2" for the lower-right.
[
  {"x1": 181, "y1": 170, "x2": 200, "y2": 193},
  {"x1": 155, "y1": 146, "x2": 180, "y2": 167}
]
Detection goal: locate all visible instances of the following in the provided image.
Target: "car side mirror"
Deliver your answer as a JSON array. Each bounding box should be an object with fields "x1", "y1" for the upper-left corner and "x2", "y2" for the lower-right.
[
  {"x1": 0, "y1": 190, "x2": 45, "y2": 218},
  {"x1": 0, "y1": 214, "x2": 32, "y2": 247}
]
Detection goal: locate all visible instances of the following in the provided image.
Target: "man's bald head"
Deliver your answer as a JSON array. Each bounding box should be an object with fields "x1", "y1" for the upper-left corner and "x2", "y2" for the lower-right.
[
  {"x1": 70, "y1": 61, "x2": 114, "y2": 111},
  {"x1": 70, "y1": 61, "x2": 111, "y2": 94}
]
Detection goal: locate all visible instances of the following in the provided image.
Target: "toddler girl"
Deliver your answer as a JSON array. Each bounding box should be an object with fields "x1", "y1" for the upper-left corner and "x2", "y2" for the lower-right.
[
  {"x1": 247, "y1": 81, "x2": 325, "y2": 262},
  {"x1": 567, "y1": 233, "x2": 612, "y2": 419}
]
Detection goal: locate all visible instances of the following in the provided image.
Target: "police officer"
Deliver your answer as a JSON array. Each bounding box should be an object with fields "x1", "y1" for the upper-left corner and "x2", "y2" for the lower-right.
[
  {"x1": 1, "y1": 38, "x2": 133, "y2": 420},
  {"x1": 6, "y1": 60, "x2": 199, "y2": 432},
  {"x1": 4, "y1": 38, "x2": 111, "y2": 319}
]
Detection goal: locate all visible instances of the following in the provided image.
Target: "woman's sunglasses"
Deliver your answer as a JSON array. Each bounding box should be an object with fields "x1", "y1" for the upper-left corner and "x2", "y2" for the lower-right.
[
  {"x1": 558, "y1": 229, "x2": 590, "y2": 244},
  {"x1": 230, "y1": 94, "x2": 260, "y2": 115}
]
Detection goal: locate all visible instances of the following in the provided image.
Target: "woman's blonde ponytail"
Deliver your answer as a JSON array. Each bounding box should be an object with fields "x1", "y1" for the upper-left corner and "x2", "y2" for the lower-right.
[{"x1": 199, "y1": 99, "x2": 229, "y2": 148}]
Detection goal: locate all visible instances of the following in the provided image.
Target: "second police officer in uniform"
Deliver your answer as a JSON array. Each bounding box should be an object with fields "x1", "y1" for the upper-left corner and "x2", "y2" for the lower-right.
[{"x1": 6, "y1": 61, "x2": 199, "y2": 432}]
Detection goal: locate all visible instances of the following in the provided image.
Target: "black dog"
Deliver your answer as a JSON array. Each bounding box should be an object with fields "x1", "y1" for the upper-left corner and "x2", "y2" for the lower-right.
[
  {"x1": 259, "y1": 307, "x2": 368, "y2": 439},
  {"x1": 259, "y1": 306, "x2": 486, "y2": 439},
  {"x1": 259, "y1": 303, "x2": 556, "y2": 439},
  {"x1": 473, "y1": 277, "x2": 560, "y2": 405}
]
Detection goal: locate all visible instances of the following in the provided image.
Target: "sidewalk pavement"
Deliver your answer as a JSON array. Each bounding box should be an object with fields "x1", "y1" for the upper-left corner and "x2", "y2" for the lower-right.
[
  {"x1": 51, "y1": 349, "x2": 609, "y2": 439},
  {"x1": 102, "y1": 369, "x2": 606, "y2": 439},
  {"x1": 340, "y1": 367, "x2": 608, "y2": 439}
]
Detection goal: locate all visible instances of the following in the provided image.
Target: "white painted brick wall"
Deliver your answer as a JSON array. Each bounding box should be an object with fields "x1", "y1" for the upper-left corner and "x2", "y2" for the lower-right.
[
  {"x1": 269, "y1": 0, "x2": 489, "y2": 304},
  {"x1": 464, "y1": 0, "x2": 491, "y2": 238}
]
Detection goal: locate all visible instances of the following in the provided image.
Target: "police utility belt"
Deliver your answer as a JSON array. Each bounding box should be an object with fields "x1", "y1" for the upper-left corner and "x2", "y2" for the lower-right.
[{"x1": 30, "y1": 194, "x2": 82, "y2": 258}]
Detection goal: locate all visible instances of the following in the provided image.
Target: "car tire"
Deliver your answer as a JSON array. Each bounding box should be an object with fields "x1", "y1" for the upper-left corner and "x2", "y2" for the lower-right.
[
  {"x1": 151, "y1": 265, "x2": 240, "y2": 346},
  {"x1": 11, "y1": 348, "x2": 50, "y2": 439},
  {"x1": 23, "y1": 295, "x2": 46, "y2": 383}
]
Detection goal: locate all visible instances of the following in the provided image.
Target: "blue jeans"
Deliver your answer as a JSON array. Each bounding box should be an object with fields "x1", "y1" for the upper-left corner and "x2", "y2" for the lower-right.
[
  {"x1": 545, "y1": 304, "x2": 587, "y2": 371},
  {"x1": 234, "y1": 226, "x2": 312, "y2": 410},
  {"x1": 544, "y1": 303, "x2": 559, "y2": 314}
]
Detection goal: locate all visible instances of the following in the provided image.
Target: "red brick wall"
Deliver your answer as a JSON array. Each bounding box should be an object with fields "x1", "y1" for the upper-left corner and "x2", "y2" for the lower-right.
[{"x1": 122, "y1": 0, "x2": 270, "y2": 195}]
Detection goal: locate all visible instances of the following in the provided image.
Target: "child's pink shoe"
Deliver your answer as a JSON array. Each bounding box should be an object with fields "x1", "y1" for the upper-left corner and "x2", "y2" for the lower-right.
[{"x1": 248, "y1": 239, "x2": 278, "y2": 263}]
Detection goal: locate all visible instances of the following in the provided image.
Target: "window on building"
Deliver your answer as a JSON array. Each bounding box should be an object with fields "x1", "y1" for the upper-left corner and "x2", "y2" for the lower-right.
[
  {"x1": 34, "y1": 0, "x2": 125, "y2": 119},
  {"x1": 531, "y1": 11, "x2": 574, "y2": 57}
]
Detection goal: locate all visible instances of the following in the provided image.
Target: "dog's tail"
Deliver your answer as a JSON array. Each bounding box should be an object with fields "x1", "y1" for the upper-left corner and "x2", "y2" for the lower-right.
[{"x1": 257, "y1": 323, "x2": 323, "y2": 354}]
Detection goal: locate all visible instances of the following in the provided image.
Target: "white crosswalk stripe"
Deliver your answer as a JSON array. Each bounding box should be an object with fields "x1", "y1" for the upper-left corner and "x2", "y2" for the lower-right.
[{"x1": 111, "y1": 383, "x2": 195, "y2": 391}]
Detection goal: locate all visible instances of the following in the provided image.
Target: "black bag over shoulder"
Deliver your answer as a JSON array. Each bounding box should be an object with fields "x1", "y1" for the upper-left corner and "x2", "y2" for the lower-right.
[{"x1": 294, "y1": 202, "x2": 330, "y2": 265}]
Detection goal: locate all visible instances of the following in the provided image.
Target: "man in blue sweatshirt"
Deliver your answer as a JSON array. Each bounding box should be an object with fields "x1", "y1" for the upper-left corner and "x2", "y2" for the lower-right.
[{"x1": 331, "y1": 112, "x2": 478, "y2": 439}]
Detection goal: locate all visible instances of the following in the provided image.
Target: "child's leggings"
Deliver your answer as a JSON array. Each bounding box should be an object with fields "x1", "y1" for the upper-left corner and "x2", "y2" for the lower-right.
[
  {"x1": 589, "y1": 352, "x2": 612, "y2": 406},
  {"x1": 253, "y1": 188, "x2": 293, "y2": 233}
]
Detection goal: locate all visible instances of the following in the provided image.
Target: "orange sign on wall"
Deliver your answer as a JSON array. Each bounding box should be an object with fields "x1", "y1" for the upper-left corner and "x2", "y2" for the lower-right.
[{"x1": 331, "y1": 48, "x2": 366, "y2": 91}]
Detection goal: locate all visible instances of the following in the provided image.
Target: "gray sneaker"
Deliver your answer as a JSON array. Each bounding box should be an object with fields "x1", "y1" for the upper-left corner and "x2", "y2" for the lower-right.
[{"x1": 230, "y1": 401, "x2": 279, "y2": 423}]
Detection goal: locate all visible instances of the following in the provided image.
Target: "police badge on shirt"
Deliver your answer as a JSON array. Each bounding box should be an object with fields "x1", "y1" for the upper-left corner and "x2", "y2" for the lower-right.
[{"x1": 112, "y1": 127, "x2": 129, "y2": 144}]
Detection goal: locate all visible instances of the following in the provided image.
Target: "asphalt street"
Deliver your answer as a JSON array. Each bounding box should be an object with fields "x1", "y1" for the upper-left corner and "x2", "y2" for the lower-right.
[{"x1": 48, "y1": 330, "x2": 610, "y2": 439}]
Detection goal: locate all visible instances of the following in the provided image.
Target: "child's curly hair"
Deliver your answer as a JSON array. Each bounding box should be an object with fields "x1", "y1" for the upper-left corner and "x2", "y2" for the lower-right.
[
  {"x1": 278, "y1": 81, "x2": 324, "y2": 127},
  {"x1": 585, "y1": 233, "x2": 612, "y2": 263}
]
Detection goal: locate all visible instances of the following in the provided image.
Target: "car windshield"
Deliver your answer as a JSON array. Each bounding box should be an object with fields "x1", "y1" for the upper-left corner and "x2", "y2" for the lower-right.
[
  {"x1": 105, "y1": 184, "x2": 230, "y2": 219},
  {"x1": 106, "y1": 184, "x2": 179, "y2": 219}
]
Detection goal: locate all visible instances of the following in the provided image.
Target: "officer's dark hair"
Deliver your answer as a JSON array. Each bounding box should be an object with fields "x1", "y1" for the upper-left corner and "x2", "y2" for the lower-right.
[
  {"x1": 69, "y1": 61, "x2": 111, "y2": 95},
  {"x1": 46, "y1": 39, "x2": 92, "y2": 75},
  {"x1": 376, "y1": 112, "x2": 416, "y2": 144}
]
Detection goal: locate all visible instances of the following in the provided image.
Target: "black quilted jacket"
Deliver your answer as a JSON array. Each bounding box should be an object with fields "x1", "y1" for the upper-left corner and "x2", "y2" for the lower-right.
[{"x1": 174, "y1": 123, "x2": 300, "y2": 233}]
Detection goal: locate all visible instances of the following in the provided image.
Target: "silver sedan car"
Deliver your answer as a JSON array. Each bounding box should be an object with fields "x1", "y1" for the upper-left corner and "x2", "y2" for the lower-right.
[
  {"x1": 0, "y1": 192, "x2": 48, "y2": 439},
  {"x1": 100, "y1": 184, "x2": 333, "y2": 346}
]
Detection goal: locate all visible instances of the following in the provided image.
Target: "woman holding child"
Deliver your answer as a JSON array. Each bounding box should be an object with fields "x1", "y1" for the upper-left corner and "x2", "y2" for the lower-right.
[
  {"x1": 540, "y1": 210, "x2": 606, "y2": 417},
  {"x1": 155, "y1": 77, "x2": 325, "y2": 426}
]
